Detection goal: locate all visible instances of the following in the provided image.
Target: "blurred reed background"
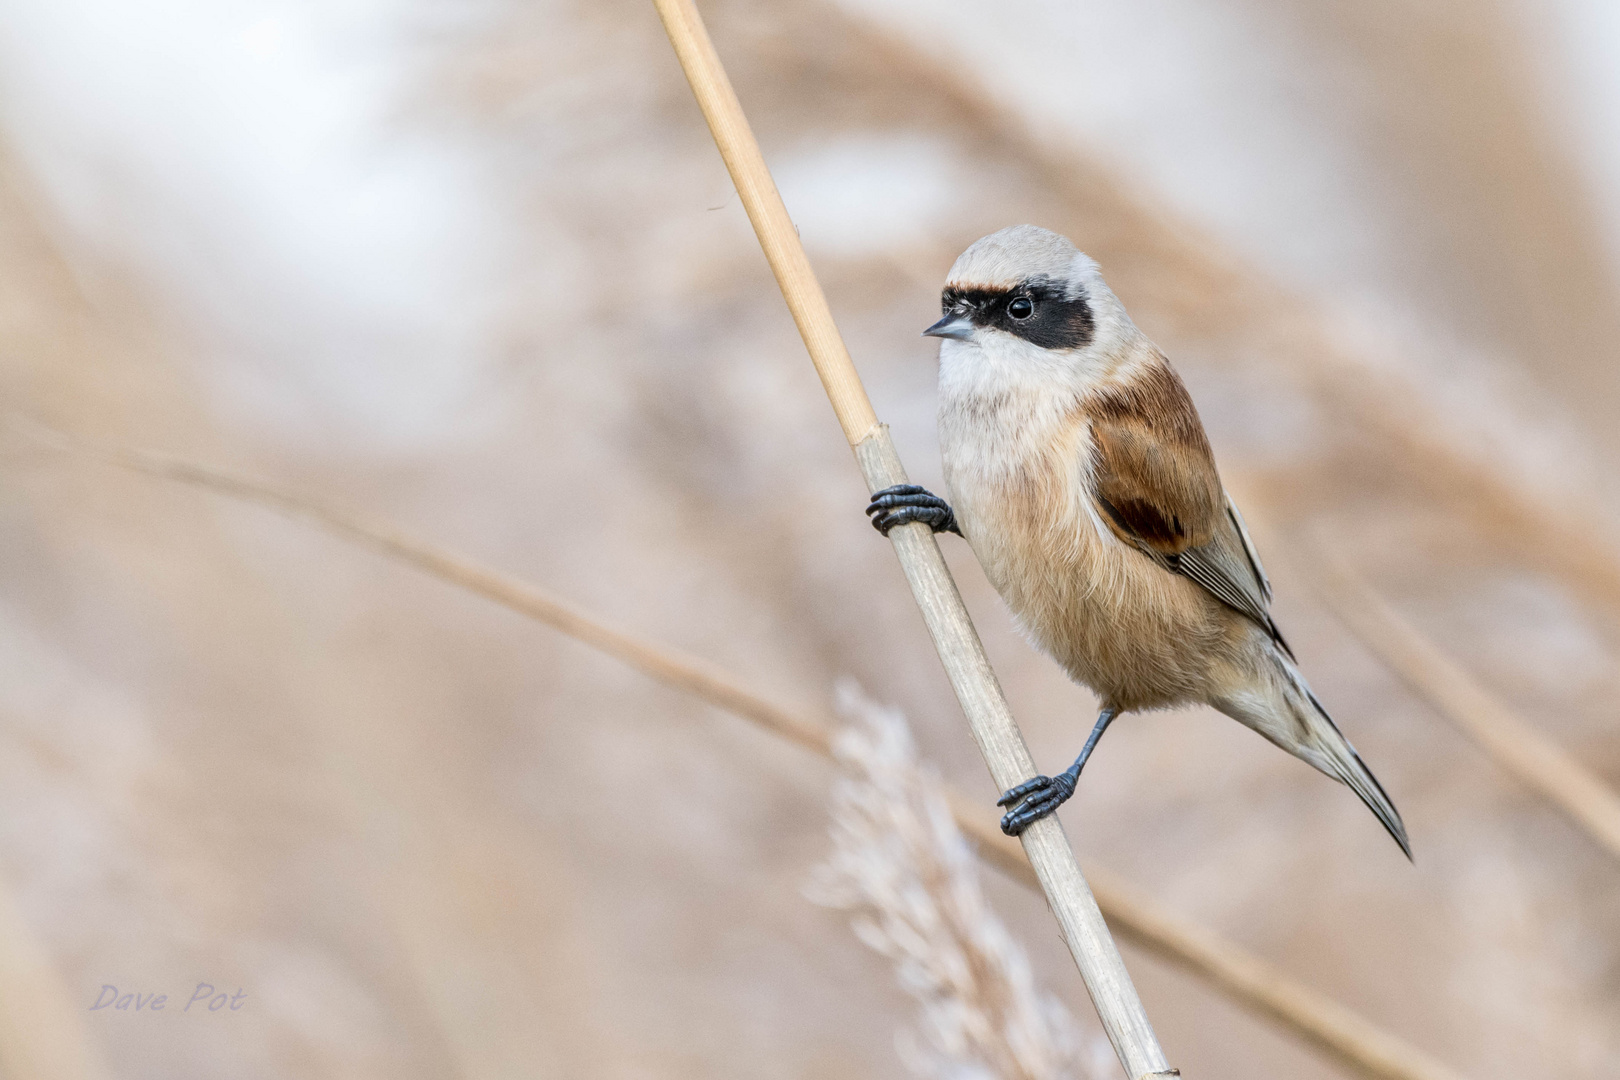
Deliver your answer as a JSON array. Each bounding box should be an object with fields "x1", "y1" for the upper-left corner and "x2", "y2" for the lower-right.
[{"x1": 0, "y1": 0, "x2": 1617, "y2": 1077}]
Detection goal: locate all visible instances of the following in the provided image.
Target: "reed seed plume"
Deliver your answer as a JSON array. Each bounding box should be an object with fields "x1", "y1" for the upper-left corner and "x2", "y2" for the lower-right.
[{"x1": 808, "y1": 681, "x2": 1108, "y2": 1080}]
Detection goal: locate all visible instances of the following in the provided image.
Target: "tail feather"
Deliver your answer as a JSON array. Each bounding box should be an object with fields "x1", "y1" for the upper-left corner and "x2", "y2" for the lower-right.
[
  {"x1": 1305, "y1": 690, "x2": 1412, "y2": 860},
  {"x1": 1215, "y1": 653, "x2": 1412, "y2": 860}
]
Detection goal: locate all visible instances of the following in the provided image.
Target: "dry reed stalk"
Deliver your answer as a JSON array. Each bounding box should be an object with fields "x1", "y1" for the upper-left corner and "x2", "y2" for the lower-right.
[
  {"x1": 1298, "y1": 348, "x2": 1620, "y2": 621},
  {"x1": 812, "y1": 682, "x2": 1108, "y2": 1080},
  {"x1": 6, "y1": 420, "x2": 832, "y2": 763},
  {"x1": 647, "y1": 3, "x2": 1173, "y2": 1075},
  {"x1": 24, "y1": 427, "x2": 1470, "y2": 1080},
  {"x1": 1305, "y1": 535, "x2": 1620, "y2": 864}
]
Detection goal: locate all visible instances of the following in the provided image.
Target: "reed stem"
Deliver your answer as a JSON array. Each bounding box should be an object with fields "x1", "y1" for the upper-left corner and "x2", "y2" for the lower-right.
[{"x1": 648, "y1": 1, "x2": 1174, "y2": 1074}]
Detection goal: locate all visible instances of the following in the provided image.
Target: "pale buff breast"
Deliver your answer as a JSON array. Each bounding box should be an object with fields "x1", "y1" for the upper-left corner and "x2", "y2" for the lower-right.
[{"x1": 940, "y1": 392, "x2": 1232, "y2": 711}]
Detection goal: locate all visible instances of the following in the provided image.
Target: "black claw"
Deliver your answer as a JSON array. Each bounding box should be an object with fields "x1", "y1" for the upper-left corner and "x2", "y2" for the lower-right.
[
  {"x1": 997, "y1": 773, "x2": 1077, "y2": 836},
  {"x1": 869, "y1": 491, "x2": 950, "y2": 513},
  {"x1": 874, "y1": 506, "x2": 943, "y2": 532},
  {"x1": 865, "y1": 485, "x2": 961, "y2": 537},
  {"x1": 1003, "y1": 806, "x2": 1053, "y2": 836},
  {"x1": 996, "y1": 776, "x2": 1047, "y2": 807}
]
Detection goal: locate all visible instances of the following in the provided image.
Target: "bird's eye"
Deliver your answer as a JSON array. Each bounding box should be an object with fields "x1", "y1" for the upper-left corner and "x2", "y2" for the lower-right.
[{"x1": 1007, "y1": 296, "x2": 1034, "y2": 320}]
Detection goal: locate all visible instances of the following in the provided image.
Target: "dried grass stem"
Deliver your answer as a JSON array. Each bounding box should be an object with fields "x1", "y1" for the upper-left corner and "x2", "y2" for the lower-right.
[{"x1": 1307, "y1": 535, "x2": 1620, "y2": 864}]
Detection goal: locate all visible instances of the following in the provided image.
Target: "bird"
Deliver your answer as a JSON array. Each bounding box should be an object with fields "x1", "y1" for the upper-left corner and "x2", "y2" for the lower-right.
[{"x1": 866, "y1": 224, "x2": 1410, "y2": 857}]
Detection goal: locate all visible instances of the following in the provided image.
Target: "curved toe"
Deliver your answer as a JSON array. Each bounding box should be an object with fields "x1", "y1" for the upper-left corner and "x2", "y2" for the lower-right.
[
  {"x1": 865, "y1": 485, "x2": 958, "y2": 536},
  {"x1": 997, "y1": 773, "x2": 1077, "y2": 836}
]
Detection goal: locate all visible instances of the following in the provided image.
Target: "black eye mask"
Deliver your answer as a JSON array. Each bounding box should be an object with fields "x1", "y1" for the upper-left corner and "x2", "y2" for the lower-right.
[{"x1": 940, "y1": 275, "x2": 1095, "y2": 350}]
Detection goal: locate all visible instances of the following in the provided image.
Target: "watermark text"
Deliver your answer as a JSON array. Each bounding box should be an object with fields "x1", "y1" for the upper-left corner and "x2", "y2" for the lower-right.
[{"x1": 90, "y1": 983, "x2": 245, "y2": 1014}]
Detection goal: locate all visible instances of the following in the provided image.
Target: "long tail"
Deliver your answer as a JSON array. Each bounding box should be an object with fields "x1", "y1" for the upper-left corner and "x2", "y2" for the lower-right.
[
  {"x1": 1300, "y1": 686, "x2": 1411, "y2": 860},
  {"x1": 1218, "y1": 654, "x2": 1412, "y2": 860}
]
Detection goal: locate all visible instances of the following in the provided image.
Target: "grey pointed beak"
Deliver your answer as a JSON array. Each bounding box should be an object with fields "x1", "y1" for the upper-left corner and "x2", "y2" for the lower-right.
[{"x1": 923, "y1": 312, "x2": 975, "y2": 340}]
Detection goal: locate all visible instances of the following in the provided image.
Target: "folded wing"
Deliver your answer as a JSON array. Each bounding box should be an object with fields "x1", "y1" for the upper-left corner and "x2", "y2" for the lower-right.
[{"x1": 1087, "y1": 359, "x2": 1290, "y2": 656}]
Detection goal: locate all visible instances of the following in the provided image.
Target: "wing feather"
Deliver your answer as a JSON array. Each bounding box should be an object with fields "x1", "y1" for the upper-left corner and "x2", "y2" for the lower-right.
[
  {"x1": 1088, "y1": 359, "x2": 1288, "y2": 653},
  {"x1": 1223, "y1": 495, "x2": 1272, "y2": 604}
]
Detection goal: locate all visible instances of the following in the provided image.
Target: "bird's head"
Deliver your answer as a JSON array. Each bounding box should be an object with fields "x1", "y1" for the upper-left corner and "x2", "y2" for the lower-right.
[{"x1": 926, "y1": 226, "x2": 1135, "y2": 382}]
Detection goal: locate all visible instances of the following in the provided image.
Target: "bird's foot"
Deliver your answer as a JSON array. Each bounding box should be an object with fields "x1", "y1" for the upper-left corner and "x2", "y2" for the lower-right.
[
  {"x1": 997, "y1": 769, "x2": 1078, "y2": 836},
  {"x1": 866, "y1": 484, "x2": 961, "y2": 536}
]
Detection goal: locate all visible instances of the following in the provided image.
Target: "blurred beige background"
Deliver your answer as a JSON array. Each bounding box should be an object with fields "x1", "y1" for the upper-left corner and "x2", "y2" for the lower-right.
[{"x1": 0, "y1": 0, "x2": 1617, "y2": 1077}]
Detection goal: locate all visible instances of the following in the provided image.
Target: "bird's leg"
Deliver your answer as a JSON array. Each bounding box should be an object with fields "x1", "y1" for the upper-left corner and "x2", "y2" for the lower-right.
[
  {"x1": 866, "y1": 484, "x2": 962, "y2": 536},
  {"x1": 997, "y1": 708, "x2": 1119, "y2": 836}
]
